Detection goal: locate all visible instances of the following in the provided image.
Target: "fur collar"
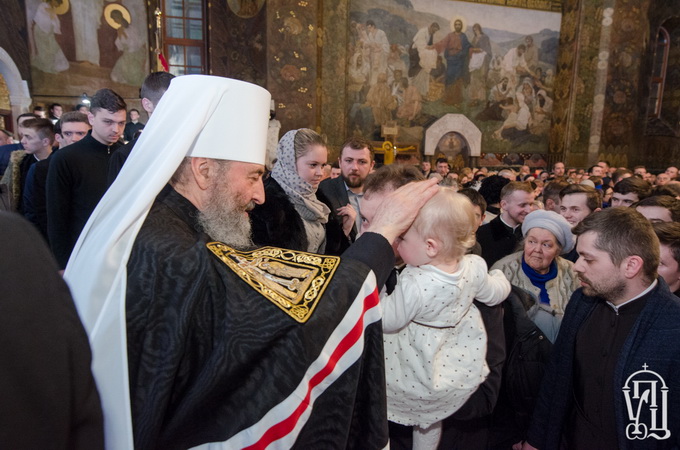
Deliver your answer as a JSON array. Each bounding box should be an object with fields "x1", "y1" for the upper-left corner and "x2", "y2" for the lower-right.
[{"x1": 250, "y1": 177, "x2": 309, "y2": 251}]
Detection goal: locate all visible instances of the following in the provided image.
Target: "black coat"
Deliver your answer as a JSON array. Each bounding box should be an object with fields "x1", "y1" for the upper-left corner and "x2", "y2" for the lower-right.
[
  {"x1": 0, "y1": 212, "x2": 104, "y2": 449},
  {"x1": 250, "y1": 177, "x2": 309, "y2": 251},
  {"x1": 316, "y1": 176, "x2": 354, "y2": 256},
  {"x1": 477, "y1": 215, "x2": 522, "y2": 268},
  {"x1": 46, "y1": 132, "x2": 121, "y2": 268},
  {"x1": 107, "y1": 137, "x2": 136, "y2": 186},
  {"x1": 489, "y1": 286, "x2": 553, "y2": 447}
]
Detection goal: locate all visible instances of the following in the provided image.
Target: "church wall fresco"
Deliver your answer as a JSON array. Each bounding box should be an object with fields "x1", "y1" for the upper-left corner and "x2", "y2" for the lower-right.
[
  {"x1": 0, "y1": 3, "x2": 31, "y2": 84},
  {"x1": 344, "y1": 0, "x2": 562, "y2": 167},
  {"x1": 17, "y1": 0, "x2": 671, "y2": 170},
  {"x1": 211, "y1": 0, "x2": 267, "y2": 87},
  {"x1": 319, "y1": 1, "x2": 351, "y2": 154},
  {"x1": 551, "y1": 0, "x2": 675, "y2": 171},
  {"x1": 26, "y1": 0, "x2": 149, "y2": 101},
  {"x1": 543, "y1": 0, "x2": 584, "y2": 167},
  {"x1": 599, "y1": 0, "x2": 647, "y2": 169},
  {"x1": 266, "y1": 0, "x2": 320, "y2": 138}
]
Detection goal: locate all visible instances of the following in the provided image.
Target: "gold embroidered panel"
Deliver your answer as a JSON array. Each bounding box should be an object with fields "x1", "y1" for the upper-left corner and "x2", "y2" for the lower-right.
[
  {"x1": 207, "y1": 242, "x2": 341, "y2": 323},
  {"x1": 0, "y1": 74, "x2": 10, "y2": 111}
]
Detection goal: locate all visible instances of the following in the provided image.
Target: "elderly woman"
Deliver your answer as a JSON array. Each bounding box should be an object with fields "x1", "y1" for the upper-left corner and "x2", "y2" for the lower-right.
[
  {"x1": 491, "y1": 209, "x2": 580, "y2": 342},
  {"x1": 250, "y1": 128, "x2": 330, "y2": 252}
]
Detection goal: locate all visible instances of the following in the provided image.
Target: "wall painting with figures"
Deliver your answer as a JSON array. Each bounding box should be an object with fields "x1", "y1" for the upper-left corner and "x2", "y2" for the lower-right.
[
  {"x1": 347, "y1": 0, "x2": 561, "y2": 169},
  {"x1": 26, "y1": 0, "x2": 148, "y2": 99}
]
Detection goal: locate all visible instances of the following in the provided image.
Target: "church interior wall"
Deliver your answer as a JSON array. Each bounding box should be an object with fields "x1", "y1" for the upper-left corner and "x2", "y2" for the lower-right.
[
  {"x1": 265, "y1": 0, "x2": 321, "y2": 144},
  {"x1": 0, "y1": 2, "x2": 31, "y2": 84},
  {"x1": 4, "y1": 0, "x2": 678, "y2": 170},
  {"x1": 0, "y1": 0, "x2": 32, "y2": 129},
  {"x1": 23, "y1": 0, "x2": 148, "y2": 117},
  {"x1": 641, "y1": 1, "x2": 680, "y2": 171},
  {"x1": 209, "y1": 0, "x2": 267, "y2": 86},
  {"x1": 600, "y1": 0, "x2": 649, "y2": 169}
]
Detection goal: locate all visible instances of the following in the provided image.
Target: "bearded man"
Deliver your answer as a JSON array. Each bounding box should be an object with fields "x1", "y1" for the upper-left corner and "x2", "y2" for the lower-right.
[
  {"x1": 519, "y1": 207, "x2": 680, "y2": 450},
  {"x1": 317, "y1": 135, "x2": 375, "y2": 256},
  {"x1": 65, "y1": 76, "x2": 437, "y2": 450}
]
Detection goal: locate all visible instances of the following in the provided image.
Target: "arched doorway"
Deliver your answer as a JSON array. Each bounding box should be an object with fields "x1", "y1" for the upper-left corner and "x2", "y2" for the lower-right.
[
  {"x1": 424, "y1": 114, "x2": 482, "y2": 167},
  {"x1": 0, "y1": 47, "x2": 32, "y2": 133}
]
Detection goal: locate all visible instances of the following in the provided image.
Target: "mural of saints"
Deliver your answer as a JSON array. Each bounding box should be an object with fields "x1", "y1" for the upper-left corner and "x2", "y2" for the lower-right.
[
  {"x1": 106, "y1": 3, "x2": 147, "y2": 86},
  {"x1": 347, "y1": 0, "x2": 561, "y2": 162},
  {"x1": 31, "y1": 0, "x2": 69, "y2": 73},
  {"x1": 71, "y1": 0, "x2": 103, "y2": 65}
]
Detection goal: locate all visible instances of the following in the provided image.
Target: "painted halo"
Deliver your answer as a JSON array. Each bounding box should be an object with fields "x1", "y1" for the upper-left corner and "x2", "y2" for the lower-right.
[
  {"x1": 449, "y1": 15, "x2": 467, "y2": 33},
  {"x1": 53, "y1": 0, "x2": 70, "y2": 15},
  {"x1": 104, "y1": 3, "x2": 132, "y2": 30}
]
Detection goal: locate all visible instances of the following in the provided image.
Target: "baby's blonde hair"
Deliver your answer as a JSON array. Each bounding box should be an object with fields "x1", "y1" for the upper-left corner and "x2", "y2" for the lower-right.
[{"x1": 411, "y1": 187, "x2": 477, "y2": 260}]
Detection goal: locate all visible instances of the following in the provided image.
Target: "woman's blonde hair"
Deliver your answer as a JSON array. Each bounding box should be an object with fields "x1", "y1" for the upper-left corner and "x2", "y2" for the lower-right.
[
  {"x1": 412, "y1": 187, "x2": 477, "y2": 260},
  {"x1": 293, "y1": 128, "x2": 326, "y2": 160}
]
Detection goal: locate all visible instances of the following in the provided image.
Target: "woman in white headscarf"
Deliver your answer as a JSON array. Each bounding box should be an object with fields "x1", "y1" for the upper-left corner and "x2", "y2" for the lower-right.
[
  {"x1": 491, "y1": 210, "x2": 579, "y2": 342},
  {"x1": 250, "y1": 128, "x2": 330, "y2": 252}
]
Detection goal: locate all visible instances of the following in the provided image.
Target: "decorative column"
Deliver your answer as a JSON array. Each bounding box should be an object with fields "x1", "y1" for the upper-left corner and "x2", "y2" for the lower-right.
[
  {"x1": 553, "y1": 0, "x2": 650, "y2": 169},
  {"x1": 266, "y1": 0, "x2": 321, "y2": 135},
  {"x1": 586, "y1": 6, "x2": 615, "y2": 167}
]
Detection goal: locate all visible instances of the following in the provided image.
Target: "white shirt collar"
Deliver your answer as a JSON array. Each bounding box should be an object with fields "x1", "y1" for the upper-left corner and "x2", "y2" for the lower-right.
[
  {"x1": 606, "y1": 279, "x2": 658, "y2": 312},
  {"x1": 500, "y1": 214, "x2": 519, "y2": 230}
]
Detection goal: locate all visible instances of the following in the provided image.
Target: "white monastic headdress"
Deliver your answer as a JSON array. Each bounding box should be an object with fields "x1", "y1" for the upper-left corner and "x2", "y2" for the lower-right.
[{"x1": 65, "y1": 75, "x2": 271, "y2": 449}]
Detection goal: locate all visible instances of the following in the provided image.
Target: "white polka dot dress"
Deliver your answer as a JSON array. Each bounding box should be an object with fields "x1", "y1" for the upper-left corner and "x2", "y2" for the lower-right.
[{"x1": 381, "y1": 255, "x2": 510, "y2": 427}]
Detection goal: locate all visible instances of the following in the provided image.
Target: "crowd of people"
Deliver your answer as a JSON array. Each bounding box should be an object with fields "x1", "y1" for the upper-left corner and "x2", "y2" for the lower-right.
[{"x1": 1, "y1": 73, "x2": 680, "y2": 450}]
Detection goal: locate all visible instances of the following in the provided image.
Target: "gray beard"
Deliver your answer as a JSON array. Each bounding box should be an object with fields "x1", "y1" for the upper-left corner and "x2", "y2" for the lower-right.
[{"x1": 197, "y1": 185, "x2": 254, "y2": 250}]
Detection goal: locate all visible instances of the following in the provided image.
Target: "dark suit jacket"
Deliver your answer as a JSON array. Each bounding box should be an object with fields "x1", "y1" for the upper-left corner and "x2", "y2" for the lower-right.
[
  {"x1": 477, "y1": 215, "x2": 521, "y2": 268},
  {"x1": 317, "y1": 176, "x2": 355, "y2": 256},
  {"x1": 527, "y1": 279, "x2": 680, "y2": 450}
]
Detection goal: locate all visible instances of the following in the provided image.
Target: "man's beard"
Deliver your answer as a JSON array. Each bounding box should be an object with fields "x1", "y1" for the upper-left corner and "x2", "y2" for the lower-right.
[
  {"x1": 197, "y1": 180, "x2": 254, "y2": 250},
  {"x1": 343, "y1": 172, "x2": 363, "y2": 189},
  {"x1": 579, "y1": 274, "x2": 626, "y2": 302}
]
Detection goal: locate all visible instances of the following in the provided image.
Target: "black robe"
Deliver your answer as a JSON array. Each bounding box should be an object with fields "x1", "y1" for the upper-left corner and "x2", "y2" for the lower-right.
[
  {"x1": 477, "y1": 215, "x2": 522, "y2": 268},
  {"x1": 0, "y1": 212, "x2": 103, "y2": 449},
  {"x1": 46, "y1": 132, "x2": 121, "y2": 268},
  {"x1": 23, "y1": 154, "x2": 52, "y2": 242},
  {"x1": 107, "y1": 137, "x2": 136, "y2": 186},
  {"x1": 126, "y1": 187, "x2": 392, "y2": 449},
  {"x1": 123, "y1": 121, "x2": 145, "y2": 142}
]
